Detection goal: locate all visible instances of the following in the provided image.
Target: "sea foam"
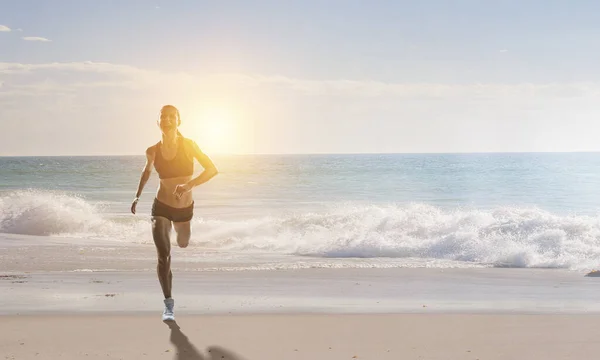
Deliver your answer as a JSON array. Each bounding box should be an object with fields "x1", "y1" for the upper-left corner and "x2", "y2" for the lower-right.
[{"x1": 2, "y1": 190, "x2": 600, "y2": 269}]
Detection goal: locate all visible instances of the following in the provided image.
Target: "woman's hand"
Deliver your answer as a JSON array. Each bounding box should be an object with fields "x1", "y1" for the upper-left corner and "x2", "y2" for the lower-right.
[
  {"x1": 173, "y1": 183, "x2": 192, "y2": 199},
  {"x1": 131, "y1": 197, "x2": 139, "y2": 214}
]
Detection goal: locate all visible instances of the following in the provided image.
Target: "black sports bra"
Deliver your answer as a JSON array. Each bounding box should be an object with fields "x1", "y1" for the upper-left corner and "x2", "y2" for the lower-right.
[{"x1": 154, "y1": 137, "x2": 194, "y2": 179}]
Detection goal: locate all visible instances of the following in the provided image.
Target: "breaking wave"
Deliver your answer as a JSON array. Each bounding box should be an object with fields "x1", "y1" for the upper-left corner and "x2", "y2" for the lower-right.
[{"x1": 2, "y1": 190, "x2": 600, "y2": 269}]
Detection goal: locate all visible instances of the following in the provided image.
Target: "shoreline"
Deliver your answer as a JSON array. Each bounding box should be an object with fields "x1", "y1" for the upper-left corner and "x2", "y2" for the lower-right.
[
  {"x1": 2, "y1": 233, "x2": 598, "y2": 274},
  {"x1": 3, "y1": 240, "x2": 600, "y2": 359},
  {"x1": 2, "y1": 267, "x2": 600, "y2": 316}
]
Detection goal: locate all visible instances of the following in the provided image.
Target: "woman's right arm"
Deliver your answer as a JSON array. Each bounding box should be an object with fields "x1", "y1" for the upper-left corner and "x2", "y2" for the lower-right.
[{"x1": 131, "y1": 146, "x2": 155, "y2": 214}]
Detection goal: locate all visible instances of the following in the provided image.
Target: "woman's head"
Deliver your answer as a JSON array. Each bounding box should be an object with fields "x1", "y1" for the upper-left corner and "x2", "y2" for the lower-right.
[{"x1": 158, "y1": 105, "x2": 181, "y2": 135}]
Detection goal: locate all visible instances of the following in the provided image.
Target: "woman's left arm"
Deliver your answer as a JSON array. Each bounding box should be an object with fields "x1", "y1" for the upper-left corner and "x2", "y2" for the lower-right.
[
  {"x1": 187, "y1": 140, "x2": 219, "y2": 188},
  {"x1": 174, "y1": 140, "x2": 218, "y2": 198}
]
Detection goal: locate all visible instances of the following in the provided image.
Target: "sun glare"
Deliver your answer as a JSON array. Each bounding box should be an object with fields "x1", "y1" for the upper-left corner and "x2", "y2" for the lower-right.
[{"x1": 188, "y1": 105, "x2": 248, "y2": 154}]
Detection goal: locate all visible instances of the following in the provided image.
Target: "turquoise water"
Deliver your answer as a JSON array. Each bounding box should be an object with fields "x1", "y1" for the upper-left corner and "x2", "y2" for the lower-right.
[
  {"x1": 3, "y1": 153, "x2": 600, "y2": 214},
  {"x1": 2, "y1": 153, "x2": 600, "y2": 270}
]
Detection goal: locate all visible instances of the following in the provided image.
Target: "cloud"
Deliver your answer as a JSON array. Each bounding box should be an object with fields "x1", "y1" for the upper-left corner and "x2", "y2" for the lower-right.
[
  {"x1": 0, "y1": 61, "x2": 196, "y2": 105},
  {"x1": 0, "y1": 25, "x2": 11, "y2": 32},
  {"x1": 0, "y1": 61, "x2": 194, "y2": 96},
  {"x1": 0, "y1": 61, "x2": 190, "y2": 79},
  {"x1": 22, "y1": 36, "x2": 51, "y2": 42},
  {"x1": 1, "y1": 61, "x2": 599, "y2": 102},
  {"x1": 0, "y1": 61, "x2": 148, "y2": 74},
  {"x1": 3, "y1": 61, "x2": 600, "y2": 155},
  {"x1": 216, "y1": 73, "x2": 600, "y2": 100},
  {"x1": 500, "y1": 49, "x2": 508, "y2": 53}
]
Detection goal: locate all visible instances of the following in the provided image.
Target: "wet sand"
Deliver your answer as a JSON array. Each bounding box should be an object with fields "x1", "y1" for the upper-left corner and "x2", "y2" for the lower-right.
[{"x1": 3, "y1": 239, "x2": 600, "y2": 359}]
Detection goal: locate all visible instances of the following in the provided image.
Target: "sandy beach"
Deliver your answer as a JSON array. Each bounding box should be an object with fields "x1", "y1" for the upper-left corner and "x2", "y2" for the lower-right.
[
  {"x1": 3, "y1": 247, "x2": 600, "y2": 359},
  {"x1": 3, "y1": 235, "x2": 600, "y2": 359},
  {"x1": 3, "y1": 313, "x2": 600, "y2": 359}
]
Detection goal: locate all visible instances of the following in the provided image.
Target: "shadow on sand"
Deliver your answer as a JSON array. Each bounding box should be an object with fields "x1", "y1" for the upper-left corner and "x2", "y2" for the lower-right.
[{"x1": 165, "y1": 320, "x2": 247, "y2": 360}]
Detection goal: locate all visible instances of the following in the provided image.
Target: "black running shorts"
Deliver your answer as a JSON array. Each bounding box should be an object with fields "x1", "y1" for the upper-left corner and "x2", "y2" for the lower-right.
[{"x1": 151, "y1": 198, "x2": 194, "y2": 222}]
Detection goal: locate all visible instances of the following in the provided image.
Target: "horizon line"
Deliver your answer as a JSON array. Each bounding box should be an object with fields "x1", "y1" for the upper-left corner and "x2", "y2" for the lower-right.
[{"x1": 3, "y1": 150, "x2": 600, "y2": 157}]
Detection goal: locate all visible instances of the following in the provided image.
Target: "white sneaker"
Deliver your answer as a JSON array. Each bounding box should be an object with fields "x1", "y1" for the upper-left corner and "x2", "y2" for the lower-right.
[{"x1": 162, "y1": 298, "x2": 175, "y2": 321}]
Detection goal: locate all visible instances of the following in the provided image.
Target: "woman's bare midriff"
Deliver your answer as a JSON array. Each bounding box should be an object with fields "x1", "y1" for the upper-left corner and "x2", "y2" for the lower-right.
[{"x1": 155, "y1": 175, "x2": 194, "y2": 208}]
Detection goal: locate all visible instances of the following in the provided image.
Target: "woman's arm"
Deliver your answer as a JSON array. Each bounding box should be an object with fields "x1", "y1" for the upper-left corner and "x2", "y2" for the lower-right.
[
  {"x1": 131, "y1": 146, "x2": 155, "y2": 214},
  {"x1": 186, "y1": 140, "x2": 218, "y2": 188},
  {"x1": 173, "y1": 140, "x2": 218, "y2": 198}
]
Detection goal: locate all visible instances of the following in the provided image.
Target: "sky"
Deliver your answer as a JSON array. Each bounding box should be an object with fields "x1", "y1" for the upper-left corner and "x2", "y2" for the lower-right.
[{"x1": 2, "y1": 0, "x2": 600, "y2": 155}]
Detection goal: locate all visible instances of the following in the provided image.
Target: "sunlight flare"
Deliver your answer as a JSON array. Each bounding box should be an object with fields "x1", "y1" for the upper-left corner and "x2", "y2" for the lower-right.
[{"x1": 186, "y1": 105, "x2": 248, "y2": 154}]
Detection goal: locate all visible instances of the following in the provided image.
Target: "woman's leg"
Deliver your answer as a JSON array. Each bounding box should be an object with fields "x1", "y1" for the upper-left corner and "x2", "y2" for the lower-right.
[
  {"x1": 173, "y1": 221, "x2": 191, "y2": 248},
  {"x1": 152, "y1": 216, "x2": 173, "y2": 299}
]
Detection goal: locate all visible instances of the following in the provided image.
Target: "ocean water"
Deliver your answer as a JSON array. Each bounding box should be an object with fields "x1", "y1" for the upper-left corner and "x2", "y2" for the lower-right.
[{"x1": 3, "y1": 152, "x2": 600, "y2": 271}]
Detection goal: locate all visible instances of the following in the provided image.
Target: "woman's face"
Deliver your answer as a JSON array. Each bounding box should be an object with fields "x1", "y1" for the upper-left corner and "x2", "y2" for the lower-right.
[{"x1": 158, "y1": 107, "x2": 179, "y2": 135}]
